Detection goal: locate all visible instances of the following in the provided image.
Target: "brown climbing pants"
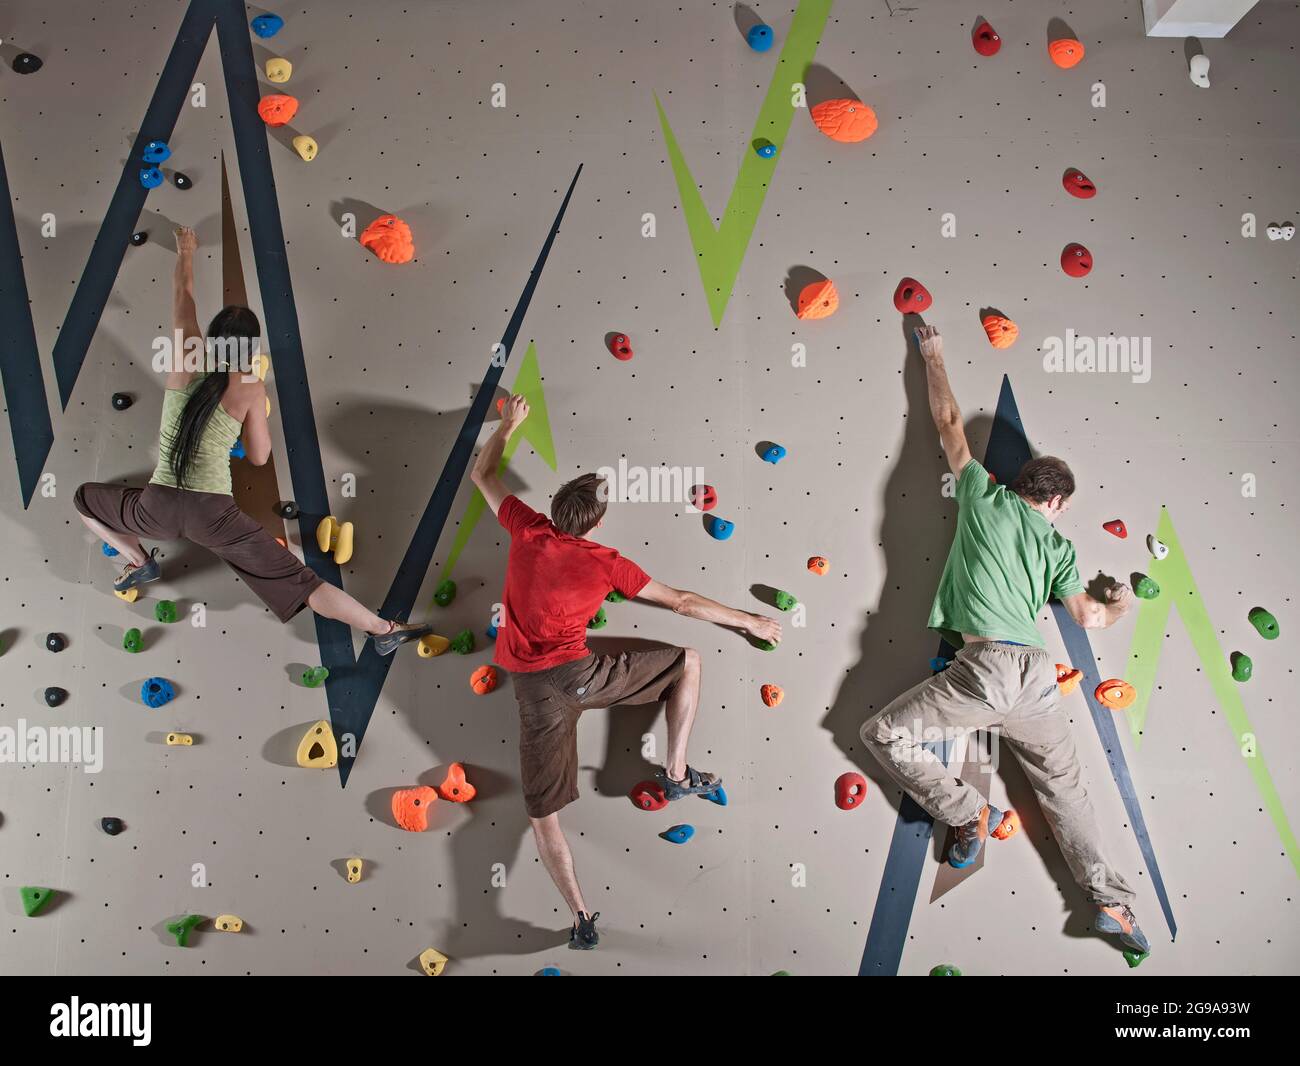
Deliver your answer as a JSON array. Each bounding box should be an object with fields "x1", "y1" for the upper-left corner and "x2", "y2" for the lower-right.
[{"x1": 861, "y1": 640, "x2": 1136, "y2": 907}]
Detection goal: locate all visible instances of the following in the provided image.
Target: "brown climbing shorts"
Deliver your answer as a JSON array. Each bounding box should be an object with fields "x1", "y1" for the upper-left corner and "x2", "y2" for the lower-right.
[
  {"x1": 74, "y1": 482, "x2": 323, "y2": 623},
  {"x1": 512, "y1": 646, "x2": 687, "y2": 819}
]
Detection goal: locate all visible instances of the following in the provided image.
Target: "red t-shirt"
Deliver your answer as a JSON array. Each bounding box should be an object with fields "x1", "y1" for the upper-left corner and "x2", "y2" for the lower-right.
[{"x1": 494, "y1": 495, "x2": 652, "y2": 673}]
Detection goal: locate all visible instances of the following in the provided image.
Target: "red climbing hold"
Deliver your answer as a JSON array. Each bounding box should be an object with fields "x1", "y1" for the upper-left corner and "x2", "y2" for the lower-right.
[
  {"x1": 360, "y1": 214, "x2": 415, "y2": 264},
  {"x1": 1061, "y1": 243, "x2": 1093, "y2": 277},
  {"x1": 607, "y1": 333, "x2": 633, "y2": 361},
  {"x1": 1063, "y1": 168, "x2": 1097, "y2": 198},
  {"x1": 835, "y1": 772, "x2": 867, "y2": 811},
  {"x1": 893, "y1": 277, "x2": 932, "y2": 313},
  {"x1": 257, "y1": 94, "x2": 299, "y2": 127},
  {"x1": 971, "y1": 21, "x2": 1001, "y2": 57},
  {"x1": 690, "y1": 484, "x2": 717, "y2": 512},
  {"x1": 1103, "y1": 519, "x2": 1128, "y2": 539},
  {"x1": 629, "y1": 780, "x2": 667, "y2": 811}
]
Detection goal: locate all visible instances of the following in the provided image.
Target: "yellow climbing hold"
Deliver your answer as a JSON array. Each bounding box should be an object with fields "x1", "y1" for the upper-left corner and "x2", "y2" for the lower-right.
[
  {"x1": 295, "y1": 720, "x2": 338, "y2": 769},
  {"x1": 165, "y1": 732, "x2": 193, "y2": 746},
  {"x1": 265, "y1": 58, "x2": 292, "y2": 83},
  {"x1": 315, "y1": 516, "x2": 354, "y2": 564},
  {"x1": 346, "y1": 857, "x2": 364, "y2": 884},
  {"x1": 417, "y1": 633, "x2": 451, "y2": 658},
  {"x1": 419, "y1": 947, "x2": 448, "y2": 976},
  {"x1": 214, "y1": 914, "x2": 244, "y2": 932},
  {"x1": 114, "y1": 587, "x2": 140, "y2": 603},
  {"x1": 292, "y1": 135, "x2": 318, "y2": 162}
]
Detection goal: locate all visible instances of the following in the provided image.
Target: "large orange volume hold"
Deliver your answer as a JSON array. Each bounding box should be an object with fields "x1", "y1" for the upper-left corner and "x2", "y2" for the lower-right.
[
  {"x1": 1048, "y1": 38, "x2": 1085, "y2": 69},
  {"x1": 257, "y1": 94, "x2": 299, "y2": 127},
  {"x1": 982, "y1": 314, "x2": 1019, "y2": 349},
  {"x1": 810, "y1": 98, "x2": 878, "y2": 143},
  {"x1": 360, "y1": 214, "x2": 415, "y2": 264},
  {"x1": 1095, "y1": 678, "x2": 1136, "y2": 710},
  {"x1": 796, "y1": 278, "x2": 839, "y2": 319},
  {"x1": 392, "y1": 785, "x2": 438, "y2": 831}
]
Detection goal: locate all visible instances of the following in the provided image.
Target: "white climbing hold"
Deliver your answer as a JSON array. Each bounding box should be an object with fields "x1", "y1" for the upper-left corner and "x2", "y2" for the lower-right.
[
  {"x1": 1267, "y1": 224, "x2": 1284, "y2": 241},
  {"x1": 1147, "y1": 534, "x2": 1169, "y2": 561},
  {"x1": 1189, "y1": 54, "x2": 1210, "y2": 88}
]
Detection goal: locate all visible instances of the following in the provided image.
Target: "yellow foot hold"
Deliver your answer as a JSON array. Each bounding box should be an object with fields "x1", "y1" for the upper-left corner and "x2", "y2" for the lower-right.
[
  {"x1": 214, "y1": 914, "x2": 244, "y2": 932},
  {"x1": 417, "y1": 633, "x2": 450, "y2": 658},
  {"x1": 346, "y1": 857, "x2": 364, "y2": 884},
  {"x1": 419, "y1": 947, "x2": 448, "y2": 976},
  {"x1": 315, "y1": 516, "x2": 355, "y2": 564},
  {"x1": 296, "y1": 720, "x2": 338, "y2": 769},
  {"x1": 166, "y1": 732, "x2": 193, "y2": 746},
  {"x1": 114, "y1": 587, "x2": 140, "y2": 603}
]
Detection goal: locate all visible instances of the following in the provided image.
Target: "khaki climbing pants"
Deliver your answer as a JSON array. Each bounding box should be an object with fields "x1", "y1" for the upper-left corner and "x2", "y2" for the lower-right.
[{"x1": 861, "y1": 640, "x2": 1136, "y2": 907}]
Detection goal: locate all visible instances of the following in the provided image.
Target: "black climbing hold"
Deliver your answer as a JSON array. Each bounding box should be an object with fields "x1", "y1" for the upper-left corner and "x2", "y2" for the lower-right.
[
  {"x1": 130, "y1": 231, "x2": 148, "y2": 247},
  {"x1": 101, "y1": 817, "x2": 124, "y2": 836},
  {"x1": 172, "y1": 172, "x2": 192, "y2": 190},
  {"x1": 44, "y1": 687, "x2": 68, "y2": 707},
  {"x1": 46, "y1": 633, "x2": 67, "y2": 653},
  {"x1": 112, "y1": 392, "x2": 133, "y2": 411},
  {"x1": 274, "y1": 501, "x2": 299, "y2": 520},
  {"x1": 13, "y1": 53, "x2": 43, "y2": 75}
]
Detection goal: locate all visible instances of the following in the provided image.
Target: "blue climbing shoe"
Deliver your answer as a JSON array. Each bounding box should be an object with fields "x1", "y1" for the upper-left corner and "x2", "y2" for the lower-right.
[
  {"x1": 370, "y1": 620, "x2": 433, "y2": 656},
  {"x1": 947, "y1": 804, "x2": 1006, "y2": 868},
  {"x1": 569, "y1": 911, "x2": 600, "y2": 950},
  {"x1": 656, "y1": 765, "x2": 722, "y2": 800},
  {"x1": 113, "y1": 547, "x2": 161, "y2": 592},
  {"x1": 1095, "y1": 904, "x2": 1151, "y2": 955}
]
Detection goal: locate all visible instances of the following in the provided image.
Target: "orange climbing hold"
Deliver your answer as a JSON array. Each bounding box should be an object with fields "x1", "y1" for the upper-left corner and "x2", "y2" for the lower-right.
[
  {"x1": 392, "y1": 785, "x2": 438, "y2": 831},
  {"x1": 981, "y1": 314, "x2": 1019, "y2": 349},
  {"x1": 990, "y1": 809, "x2": 1021, "y2": 840},
  {"x1": 796, "y1": 278, "x2": 839, "y2": 320},
  {"x1": 470, "y1": 664, "x2": 498, "y2": 695},
  {"x1": 810, "y1": 98, "x2": 878, "y2": 143},
  {"x1": 359, "y1": 214, "x2": 415, "y2": 264},
  {"x1": 257, "y1": 94, "x2": 299, "y2": 127},
  {"x1": 1095, "y1": 678, "x2": 1136, "y2": 710},
  {"x1": 1056, "y1": 664, "x2": 1082, "y2": 696},
  {"x1": 438, "y1": 762, "x2": 476, "y2": 803},
  {"x1": 1048, "y1": 38, "x2": 1085, "y2": 69},
  {"x1": 760, "y1": 683, "x2": 784, "y2": 708},
  {"x1": 807, "y1": 555, "x2": 829, "y2": 575}
]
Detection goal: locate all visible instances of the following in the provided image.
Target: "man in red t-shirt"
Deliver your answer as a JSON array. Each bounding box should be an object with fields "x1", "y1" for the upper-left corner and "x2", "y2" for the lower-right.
[{"x1": 471, "y1": 395, "x2": 782, "y2": 950}]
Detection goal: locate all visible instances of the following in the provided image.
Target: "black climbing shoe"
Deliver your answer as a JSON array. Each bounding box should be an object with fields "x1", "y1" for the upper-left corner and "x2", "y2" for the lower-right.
[
  {"x1": 569, "y1": 911, "x2": 600, "y2": 950},
  {"x1": 370, "y1": 620, "x2": 433, "y2": 656},
  {"x1": 113, "y1": 547, "x2": 161, "y2": 591}
]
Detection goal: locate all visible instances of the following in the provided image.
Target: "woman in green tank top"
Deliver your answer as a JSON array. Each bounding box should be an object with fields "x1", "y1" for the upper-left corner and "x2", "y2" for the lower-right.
[{"x1": 73, "y1": 226, "x2": 429, "y2": 654}]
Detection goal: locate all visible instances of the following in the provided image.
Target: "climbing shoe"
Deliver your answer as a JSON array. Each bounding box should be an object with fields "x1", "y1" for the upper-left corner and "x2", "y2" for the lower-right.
[
  {"x1": 113, "y1": 547, "x2": 161, "y2": 591},
  {"x1": 656, "y1": 765, "x2": 723, "y2": 800},
  {"x1": 370, "y1": 620, "x2": 433, "y2": 656},
  {"x1": 569, "y1": 911, "x2": 600, "y2": 950},
  {"x1": 1095, "y1": 903, "x2": 1151, "y2": 955},
  {"x1": 947, "y1": 804, "x2": 1007, "y2": 868}
]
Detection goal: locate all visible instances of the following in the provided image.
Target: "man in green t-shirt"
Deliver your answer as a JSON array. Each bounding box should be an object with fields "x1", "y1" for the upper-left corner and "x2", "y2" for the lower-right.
[{"x1": 861, "y1": 325, "x2": 1150, "y2": 958}]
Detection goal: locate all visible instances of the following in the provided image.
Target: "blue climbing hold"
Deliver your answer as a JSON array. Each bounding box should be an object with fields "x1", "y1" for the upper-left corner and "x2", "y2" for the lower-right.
[
  {"x1": 929, "y1": 657, "x2": 949, "y2": 672},
  {"x1": 250, "y1": 13, "x2": 284, "y2": 38},
  {"x1": 754, "y1": 139, "x2": 778, "y2": 159},
  {"x1": 230, "y1": 438, "x2": 246, "y2": 459},
  {"x1": 538, "y1": 966, "x2": 562, "y2": 976},
  {"x1": 662, "y1": 824, "x2": 695, "y2": 845},
  {"x1": 486, "y1": 620, "x2": 498, "y2": 640},
  {"x1": 700, "y1": 786, "x2": 728, "y2": 807},
  {"x1": 142, "y1": 140, "x2": 171, "y2": 164},
  {"x1": 761, "y1": 443, "x2": 787, "y2": 464},
  {"x1": 102, "y1": 542, "x2": 120, "y2": 558},
  {"x1": 141, "y1": 677, "x2": 175, "y2": 708},
  {"x1": 707, "y1": 516, "x2": 735, "y2": 541},
  {"x1": 746, "y1": 24, "x2": 774, "y2": 52},
  {"x1": 139, "y1": 167, "x2": 164, "y2": 190}
]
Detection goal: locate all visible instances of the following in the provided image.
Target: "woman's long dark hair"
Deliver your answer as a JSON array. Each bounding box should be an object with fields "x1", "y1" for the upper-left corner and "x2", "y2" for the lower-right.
[{"x1": 170, "y1": 306, "x2": 261, "y2": 488}]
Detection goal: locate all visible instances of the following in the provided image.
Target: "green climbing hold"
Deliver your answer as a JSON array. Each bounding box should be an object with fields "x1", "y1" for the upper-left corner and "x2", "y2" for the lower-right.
[
  {"x1": 166, "y1": 913, "x2": 205, "y2": 947},
  {"x1": 123, "y1": 627, "x2": 143, "y2": 653},
  {"x1": 154, "y1": 599, "x2": 178, "y2": 624},
  {"x1": 1123, "y1": 949, "x2": 1149, "y2": 969},
  {"x1": 302, "y1": 666, "x2": 329, "y2": 688},
  {"x1": 21, "y1": 886, "x2": 54, "y2": 917},
  {"x1": 605, "y1": 589, "x2": 625, "y2": 603},
  {"x1": 1230, "y1": 651, "x2": 1253, "y2": 683},
  {"x1": 1134, "y1": 576, "x2": 1160, "y2": 600},
  {"x1": 770, "y1": 970, "x2": 792, "y2": 976},
  {"x1": 774, "y1": 590, "x2": 797, "y2": 612},
  {"x1": 755, "y1": 639, "x2": 777, "y2": 652},
  {"x1": 1248, "y1": 607, "x2": 1279, "y2": 640},
  {"x1": 434, "y1": 579, "x2": 457, "y2": 607},
  {"x1": 450, "y1": 629, "x2": 475, "y2": 654},
  {"x1": 587, "y1": 607, "x2": 608, "y2": 630},
  {"x1": 929, "y1": 964, "x2": 962, "y2": 976}
]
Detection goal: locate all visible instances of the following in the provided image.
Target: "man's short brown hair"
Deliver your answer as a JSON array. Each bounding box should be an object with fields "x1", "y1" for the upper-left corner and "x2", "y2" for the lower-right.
[
  {"x1": 551, "y1": 473, "x2": 608, "y2": 536},
  {"x1": 1009, "y1": 456, "x2": 1075, "y2": 505}
]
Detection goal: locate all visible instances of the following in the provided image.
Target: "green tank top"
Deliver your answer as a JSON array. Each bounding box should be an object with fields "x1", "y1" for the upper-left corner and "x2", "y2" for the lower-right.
[{"x1": 149, "y1": 375, "x2": 243, "y2": 495}]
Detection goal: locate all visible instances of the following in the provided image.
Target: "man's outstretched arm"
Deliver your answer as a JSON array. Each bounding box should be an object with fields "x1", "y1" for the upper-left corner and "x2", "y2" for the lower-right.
[
  {"x1": 916, "y1": 325, "x2": 972, "y2": 476},
  {"x1": 470, "y1": 394, "x2": 528, "y2": 516},
  {"x1": 637, "y1": 579, "x2": 782, "y2": 645}
]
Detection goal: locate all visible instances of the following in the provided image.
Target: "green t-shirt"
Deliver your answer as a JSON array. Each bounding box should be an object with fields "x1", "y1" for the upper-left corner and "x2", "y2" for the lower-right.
[
  {"x1": 928, "y1": 459, "x2": 1084, "y2": 649},
  {"x1": 149, "y1": 375, "x2": 242, "y2": 495}
]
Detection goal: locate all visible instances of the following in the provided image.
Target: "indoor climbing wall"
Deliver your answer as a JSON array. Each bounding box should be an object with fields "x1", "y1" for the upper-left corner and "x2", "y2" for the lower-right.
[{"x1": 1, "y1": 0, "x2": 1297, "y2": 975}]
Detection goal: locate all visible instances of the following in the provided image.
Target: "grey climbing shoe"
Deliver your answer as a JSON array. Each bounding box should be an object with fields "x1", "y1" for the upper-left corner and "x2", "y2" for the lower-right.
[
  {"x1": 370, "y1": 620, "x2": 433, "y2": 656},
  {"x1": 656, "y1": 765, "x2": 723, "y2": 800},
  {"x1": 113, "y1": 547, "x2": 161, "y2": 591}
]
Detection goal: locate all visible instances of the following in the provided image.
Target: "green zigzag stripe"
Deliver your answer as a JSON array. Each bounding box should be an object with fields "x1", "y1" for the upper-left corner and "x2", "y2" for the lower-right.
[
  {"x1": 1125, "y1": 506, "x2": 1299, "y2": 876},
  {"x1": 655, "y1": 0, "x2": 833, "y2": 326},
  {"x1": 437, "y1": 340, "x2": 556, "y2": 586}
]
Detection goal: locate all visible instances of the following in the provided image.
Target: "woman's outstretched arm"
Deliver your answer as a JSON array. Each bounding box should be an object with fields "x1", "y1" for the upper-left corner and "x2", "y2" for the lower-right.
[{"x1": 168, "y1": 226, "x2": 202, "y2": 389}]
